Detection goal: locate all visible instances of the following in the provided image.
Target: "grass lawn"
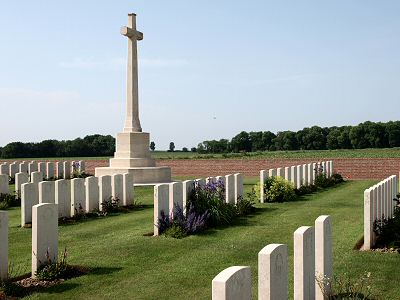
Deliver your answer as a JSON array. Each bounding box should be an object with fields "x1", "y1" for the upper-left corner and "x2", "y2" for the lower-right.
[
  {"x1": 2, "y1": 147, "x2": 400, "y2": 162},
  {"x1": 4, "y1": 180, "x2": 400, "y2": 299}
]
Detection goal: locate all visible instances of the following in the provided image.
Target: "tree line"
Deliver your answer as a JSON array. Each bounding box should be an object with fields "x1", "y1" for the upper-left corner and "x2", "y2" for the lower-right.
[
  {"x1": 1, "y1": 121, "x2": 399, "y2": 158},
  {"x1": 0, "y1": 135, "x2": 115, "y2": 158},
  {"x1": 196, "y1": 121, "x2": 400, "y2": 153}
]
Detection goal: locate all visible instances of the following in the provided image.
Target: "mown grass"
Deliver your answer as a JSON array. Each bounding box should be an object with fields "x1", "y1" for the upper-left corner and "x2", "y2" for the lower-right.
[
  {"x1": 3, "y1": 180, "x2": 400, "y2": 299},
  {"x1": 2, "y1": 147, "x2": 400, "y2": 162}
]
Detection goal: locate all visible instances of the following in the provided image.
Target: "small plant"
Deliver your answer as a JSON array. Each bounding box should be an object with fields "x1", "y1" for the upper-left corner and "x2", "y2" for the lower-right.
[
  {"x1": 316, "y1": 272, "x2": 376, "y2": 299},
  {"x1": 100, "y1": 196, "x2": 120, "y2": 214},
  {"x1": 164, "y1": 223, "x2": 187, "y2": 239},
  {"x1": 72, "y1": 203, "x2": 87, "y2": 220},
  {"x1": 264, "y1": 176, "x2": 296, "y2": 203},
  {"x1": 373, "y1": 204, "x2": 400, "y2": 249},
  {"x1": 0, "y1": 192, "x2": 20, "y2": 209},
  {"x1": 35, "y1": 248, "x2": 75, "y2": 281}
]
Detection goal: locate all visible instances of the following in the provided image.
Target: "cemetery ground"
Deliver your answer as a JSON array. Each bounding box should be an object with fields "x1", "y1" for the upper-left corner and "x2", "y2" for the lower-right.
[{"x1": 4, "y1": 180, "x2": 400, "y2": 299}]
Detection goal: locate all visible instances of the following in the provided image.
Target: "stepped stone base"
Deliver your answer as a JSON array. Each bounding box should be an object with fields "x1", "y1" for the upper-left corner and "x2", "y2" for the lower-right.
[{"x1": 95, "y1": 166, "x2": 171, "y2": 184}]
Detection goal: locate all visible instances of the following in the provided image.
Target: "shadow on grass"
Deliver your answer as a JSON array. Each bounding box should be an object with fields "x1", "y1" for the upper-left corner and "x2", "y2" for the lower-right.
[{"x1": 59, "y1": 204, "x2": 154, "y2": 227}]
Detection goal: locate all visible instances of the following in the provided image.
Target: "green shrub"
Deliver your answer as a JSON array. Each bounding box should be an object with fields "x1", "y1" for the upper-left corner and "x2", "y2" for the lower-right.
[
  {"x1": 100, "y1": 197, "x2": 120, "y2": 215},
  {"x1": 164, "y1": 223, "x2": 187, "y2": 239},
  {"x1": 0, "y1": 193, "x2": 20, "y2": 210},
  {"x1": 373, "y1": 204, "x2": 400, "y2": 249},
  {"x1": 264, "y1": 177, "x2": 296, "y2": 203}
]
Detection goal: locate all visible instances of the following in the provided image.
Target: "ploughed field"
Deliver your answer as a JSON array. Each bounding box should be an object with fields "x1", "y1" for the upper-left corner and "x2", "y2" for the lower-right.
[{"x1": 6, "y1": 180, "x2": 400, "y2": 299}]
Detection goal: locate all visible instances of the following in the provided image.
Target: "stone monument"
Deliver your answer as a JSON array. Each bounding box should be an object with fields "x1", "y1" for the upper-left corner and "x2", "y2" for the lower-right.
[{"x1": 95, "y1": 13, "x2": 171, "y2": 184}]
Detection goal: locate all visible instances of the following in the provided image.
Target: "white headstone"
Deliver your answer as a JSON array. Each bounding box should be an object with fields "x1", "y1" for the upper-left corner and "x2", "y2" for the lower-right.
[
  {"x1": 234, "y1": 173, "x2": 244, "y2": 204},
  {"x1": 212, "y1": 266, "x2": 251, "y2": 300},
  {"x1": 56, "y1": 162, "x2": 63, "y2": 178},
  {"x1": 122, "y1": 173, "x2": 134, "y2": 206},
  {"x1": 0, "y1": 211, "x2": 8, "y2": 280},
  {"x1": 85, "y1": 176, "x2": 99, "y2": 212},
  {"x1": 28, "y1": 162, "x2": 38, "y2": 174},
  {"x1": 195, "y1": 178, "x2": 206, "y2": 188},
  {"x1": 268, "y1": 169, "x2": 276, "y2": 177},
  {"x1": 260, "y1": 170, "x2": 267, "y2": 203},
  {"x1": 296, "y1": 165, "x2": 302, "y2": 189},
  {"x1": 276, "y1": 168, "x2": 284, "y2": 178},
  {"x1": 312, "y1": 163, "x2": 317, "y2": 182},
  {"x1": 38, "y1": 181, "x2": 55, "y2": 204},
  {"x1": 38, "y1": 162, "x2": 46, "y2": 177},
  {"x1": 55, "y1": 179, "x2": 71, "y2": 218},
  {"x1": 0, "y1": 163, "x2": 9, "y2": 176},
  {"x1": 0, "y1": 174, "x2": 8, "y2": 195},
  {"x1": 321, "y1": 161, "x2": 326, "y2": 175},
  {"x1": 71, "y1": 178, "x2": 85, "y2": 215},
  {"x1": 258, "y1": 244, "x2": 288, "y2": 300},
  {"x1": 284, "y1": 167, "x2": 291, "y2": 182},
  {"x1": 98, "y1": 175, "x2": 112, "y2": 210},
  {"x1": 291, "y1": 166, "x2": 297, "y2": 187},
  {"x1": 32, "y1": 203, "x2": 58, "y2": 278},
  {"x1": 307, "y1": 164, "x2": 313, "y2": 185},
  {"x1": 315, "y1": 215, "x2": 332, "y2": 300},
  {"x1": 46, "y1": 162, "x2": 55, "y2": 179},
  {"x1": 78, "y1": 160, "x2": 86, "y2": 173},
  {"x1": 19, "y1": 161, "x2": 28, "y2": 174},
  {"x1": 15, "y1": 172, "x2": 29, "y2": 193},
  {"x1": 302, "y1": 164, "x2": 308, "y2": 186},
  {"x1": 182, "y1": 180, "x2": 194, "y2": 213},
  {"x1": 154, "y1": 184, "x2": 169, "y2": 236},
  {"x1": 9, "y1": 163, "x2": 17, "y2": 179},
  {"x1": 225, "y1": 174, "x2": 235, "y2": 204},
  {"x1": 112, "y1": 174, "x2": 124, "y2": 206},
  {"x1": 63, "y1": 161, "x2": 71, "y2": 179},
  {"x1": 169, "y1": 181, "x2": 183, "y2": 216},
  {"x1": 21, "y1": 182, "x2": 39, "y2": 226},
  {"x1": 294, "y1": 226, "x2": 315, "y2": 300},
  {"x1": 31, "y1": 171, "x2": 44, "y2": 184}
]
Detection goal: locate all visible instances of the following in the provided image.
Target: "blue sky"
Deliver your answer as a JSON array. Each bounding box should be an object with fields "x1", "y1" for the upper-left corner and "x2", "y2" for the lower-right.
[{"x1": 1, "y1": 1, "x2": 399, "y2": 150}]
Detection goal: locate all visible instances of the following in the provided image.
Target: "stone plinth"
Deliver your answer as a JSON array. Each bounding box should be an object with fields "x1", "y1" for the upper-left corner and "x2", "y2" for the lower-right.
[{"x1": 95, "y1": 132, "x2": 171, "y2": 184}]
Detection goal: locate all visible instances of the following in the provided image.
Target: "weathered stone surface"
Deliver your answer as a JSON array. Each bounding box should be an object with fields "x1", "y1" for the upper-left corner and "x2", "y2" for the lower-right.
[
  {"x1": 38, "y1": 181, "x2": 55, "y2": 204},
  {"x1": 276, "y1": 168, "x2": 284, "y2": 178},
  {"x1": 38, "y1": 162, "x2": 46, "y2": 177},
  {"x1": 46, "y1": 162, "x2": 55, "y2": 179},
  {"x1": 56, "y1": 162, "x2": 63, "y2": 178},
  {"x1": 302, "y1": 164, "x2": 308, "y2": 186},
  {"x1": 71, "y1": 178, "x2": 85, "y2": 215},
  {"x1": 154, "y1": 184, "x2": 169, "y2": 236},
  {"x1": 85, "y1": 176, "x2": 99, "y2": 212},
  {"x1": 0, "y1": 211, "x2": 8, "y2": 280},
  {"x1": 55, "y1": 179, "x2": 71, "y2": 218},
  {"x1": 291, "y1": 166, "x2": 297, "y2": 187},
  {"x1": 32, "y1": 203, "x2": 58, "y2": 278},
  {"x1": 15, "y1": 172, "x2": 29, "y2": 193},
  {"x1": 21, "y1": 182, "x2": 39, "y2": 226},
  {"x1": 258, "y1": 244, "x2": 288, "y2": 300},
  {"x1": 28, "y1": 162, "x2": 38, "y2": 174},
  {"x1": 19, "y1": 161, "x2": 28, "y2": 174},
  {"x1": 195, "y1": 178, "x2": 206, "y2": 188},
  {"x1": 294, "y1": 226, "x2": 315, "y2": 300},
  {"x1": 111, "y1": 174, "x2": 124, "y2": 206},
  {"x1": 182, "y1": 180, "x2": 194, "y2": 212},
  {"x1": 63, "y1": 161, "x2": 71, "y2": 179},
  {"x1": 0, "y1": 174, "x2": 8, "y2": 195},
  {"x1": 212, "y1": 266, "x2": 251, "y2": 300},
  {"x1": 169, "y1": 181, "x2": 183, "y2": 216},
  {"x1": 122, "y1": 173, "x2": 134, "y2": 206},
  {"x1": 284, "y1": 167, "x2": 291, "y2": 182},
  {"x1": 315, "y1": 215, "x2": 332, "y2": 300},
  {"x1": 307, "y1": 164, "x2": 313, "y2": 185},
  {"x1": 268, "y1": 169, "x2": 276, "y2": 177},
  {"x1": 225, "y1": 174, "x2": 235, "y2": 204},
  {"x1": 312, "y1": 163, "x2": 317, "y2": 182},
  {"x1": 31, "y1": 171, "x2": 44, "y2": 184},
  {"x1": 0, "y1": 163, "x2": 9, "y2": 176},
  {"x1": 78, "y1": 160, "x2": 86, "y2": 173},
  {"x1": 260, "y1": 170, "x2": 267, "y2": 203},
  {"x1": 234, "y1": 173, "x2": 243, "y2": 204},
  {"x1": 9, "y1": 163, "x2": 17, "y2": 179},
  {"x1": 98, "y1": 175, "x2": 112, "y2": 210},
  {"x1": 296, "y1": 165, "x2": 302, "y2": 189}
]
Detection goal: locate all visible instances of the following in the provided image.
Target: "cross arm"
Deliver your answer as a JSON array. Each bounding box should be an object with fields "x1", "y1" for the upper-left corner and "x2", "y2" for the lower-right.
[{"x1": 120, "y1": 26, "x2": 143, "y2": 40}]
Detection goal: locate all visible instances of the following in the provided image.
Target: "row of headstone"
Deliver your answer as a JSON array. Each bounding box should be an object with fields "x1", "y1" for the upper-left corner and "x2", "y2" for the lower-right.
[
  {"x1": 211, "y1": 215, "x2": 332, "y2": 300},
  {"x1": 153, "y1": 173, "x2": 244, "y2": 236},
  {"x1": 0, "y1": 205, "x2": 59, "y2": 280},
  {"x1": 0, "y1": 160, "x2": 85, "y2": 180},
  {"x1": 363, "y1": 174, "x2": 398, "y2": 250},
  {"x1": 21, "y1": 173, "x2": 134, "y2": 226},
  {"x1": 259, "y1": 161, "x2": 334, "y2": 203}
]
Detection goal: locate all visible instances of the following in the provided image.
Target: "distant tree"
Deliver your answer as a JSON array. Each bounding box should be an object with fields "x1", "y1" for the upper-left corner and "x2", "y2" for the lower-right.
[
  {"x1": 182, "y1": 147, "x2": 188, "y2": 152},
  {"x1": 273, "y1": 131, "x2": 298, "y2": 150},
  {"x1": 386, "y1": 121, "x2": 400, "y2": 147},
  {"x1": 169, "y1": 142, "x2": 175, "y2": 152},
  {"x1": 230, "y1": 131, "x2": 252, "y2": 152},
  {"x1": 191, "y1": 147, "x2": 197, "y2": 152},
  {"x1": 150, "y1": 141, "x2": 156, "y2": 151}
]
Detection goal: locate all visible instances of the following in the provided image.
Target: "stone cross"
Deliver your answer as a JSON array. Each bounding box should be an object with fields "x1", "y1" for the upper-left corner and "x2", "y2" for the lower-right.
[{"x1": 121, "y1": 13, "x2": 143, "y2": 133}]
